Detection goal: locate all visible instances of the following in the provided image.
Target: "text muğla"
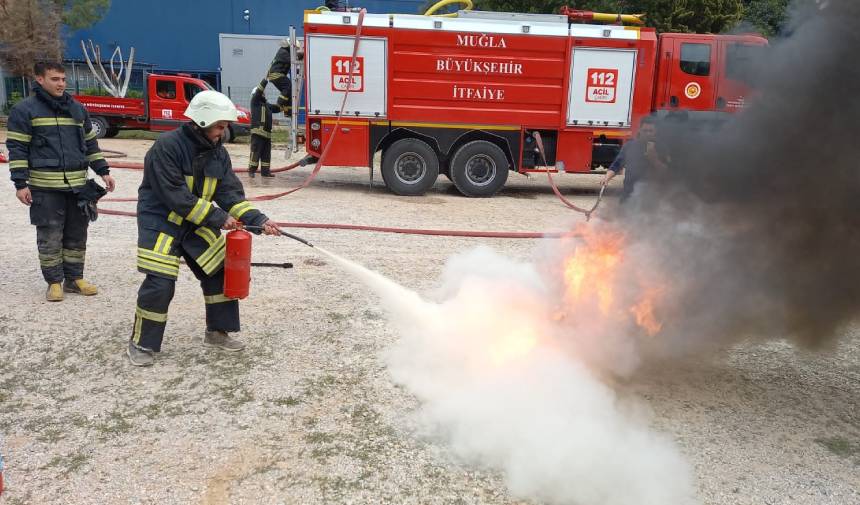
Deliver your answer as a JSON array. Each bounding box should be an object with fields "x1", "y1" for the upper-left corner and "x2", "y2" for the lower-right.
[{"x1": 456, "y1": 34, "x2": 507, "y2": 48}]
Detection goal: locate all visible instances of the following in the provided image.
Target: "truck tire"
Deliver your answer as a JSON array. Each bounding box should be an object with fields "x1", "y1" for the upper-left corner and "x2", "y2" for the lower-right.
[
  {"x1": 89, "y1": 116, "x2": 109, "y2": 139},
  {"x1": 105, "y1": 127, "x2": 120, "y2": 138},
  {"x1": 449, "y1": 140, "x2": 509, "y2": 197},
  {"x1": 381, "y1": 138, "x2": 439, "y2": 196}
]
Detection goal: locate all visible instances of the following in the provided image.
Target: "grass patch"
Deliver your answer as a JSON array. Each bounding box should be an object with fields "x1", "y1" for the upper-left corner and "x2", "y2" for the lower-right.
[
  {"x1": 222, "y1": 384, "x2": 255, "y2": 407},
  {"x1": 273, "y1": 395, "x2": 301, "y2": 407},
  {"x1": 95, "y1": 409, "x2": 134, "y2": 437},
  {"x1": 326, "y1": 311, "x2": 349, "y2": 323},
  {"x1": 312, "y1": 474, "x2": 363, "y2": 496},
  {"x1": 43, "y1": 450, "x2": 90, "y2": 476},
  {"x1": 815, "y1": 436, "x2": 858, "y2": 459},
  {"x1": 36, "y1": 427, "x2": 65, "y2": 444},
  {"x1": 304, "y1": 431, "x2": 336, "y2": 445}
]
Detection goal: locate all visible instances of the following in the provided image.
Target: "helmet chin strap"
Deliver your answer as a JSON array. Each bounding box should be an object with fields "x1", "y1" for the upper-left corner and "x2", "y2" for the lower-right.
[{"x1": 188, "y1": 122, "x2": 220, "y2": 146}]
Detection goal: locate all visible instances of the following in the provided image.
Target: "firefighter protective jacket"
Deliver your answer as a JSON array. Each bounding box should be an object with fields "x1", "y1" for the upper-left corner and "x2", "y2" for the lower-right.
[
  {"x1": 136, "y1": 123, "x2": 268, "y2": 279},
  {"x1": 250, "y1": 81, "x2": 280, "y2": 138},
  {"x1": 5, "y1": 85, "x2": 109, "y2": 190},
  {"x1": 267, "y1": 46, "x2": 291, "y2": 79}
]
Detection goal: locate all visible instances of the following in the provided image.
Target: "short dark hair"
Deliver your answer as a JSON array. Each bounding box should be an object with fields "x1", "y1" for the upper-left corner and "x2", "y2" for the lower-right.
[
  {"x1": 33, "y1": 61, "x2": 66, "y2": 76},
  {"x1": 640, "y1": 115, "x2": 658, "y2": 127}
]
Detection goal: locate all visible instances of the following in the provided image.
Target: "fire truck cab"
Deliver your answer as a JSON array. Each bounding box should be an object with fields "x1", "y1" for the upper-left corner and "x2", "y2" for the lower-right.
[{"x1": 303, "y1": 9, "x2": 766, "y2": 197}]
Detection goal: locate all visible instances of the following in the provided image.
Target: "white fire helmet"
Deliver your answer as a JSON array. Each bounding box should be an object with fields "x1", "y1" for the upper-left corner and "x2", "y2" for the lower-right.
[{"x1": 184, "y1": 90, "x2": 238, "y2": 127}]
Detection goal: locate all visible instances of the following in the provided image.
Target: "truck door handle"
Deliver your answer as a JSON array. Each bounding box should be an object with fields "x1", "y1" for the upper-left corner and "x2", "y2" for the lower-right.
[
  {"x1": 716, "y1": 97, "x2": 726, "y2": 109},
  {"x1": 342, "y1": 128, "x2": 351, "y2": 133},
  {"x1": 670, "y1": 96, "x2": 679, "y2": 107}
]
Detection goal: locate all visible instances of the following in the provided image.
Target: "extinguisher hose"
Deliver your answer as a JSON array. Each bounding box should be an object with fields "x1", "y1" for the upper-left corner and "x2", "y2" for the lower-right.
[{"x1": 242, "y1": 225, "x2": 315, "y2": 248}]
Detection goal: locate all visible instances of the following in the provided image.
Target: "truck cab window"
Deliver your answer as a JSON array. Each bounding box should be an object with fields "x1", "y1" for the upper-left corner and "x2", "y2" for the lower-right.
[
  {"x1": 680, "y1": 43, "x2": 711, "y2": 76},
  {"x1": 184, "y1": 83, "x2": 204, "y2": 101},
  {"x1": 726, "y1": 43, "x2": 764, "y2": 85},
  {"x1": 155, "y1": 81, "x2": 177, "y2": 99}
]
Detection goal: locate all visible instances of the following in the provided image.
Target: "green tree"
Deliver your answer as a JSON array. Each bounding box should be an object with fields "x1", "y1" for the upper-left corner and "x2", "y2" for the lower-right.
[
  {"x1": 58, "y1": 0, "x2": 111, "y2": 31},
  {"x1": 741, "y1": 0, "x2": 790, "y2": 36},
  {"x1": 0, "y1": 0, "x2": 109, "y2": 76}
]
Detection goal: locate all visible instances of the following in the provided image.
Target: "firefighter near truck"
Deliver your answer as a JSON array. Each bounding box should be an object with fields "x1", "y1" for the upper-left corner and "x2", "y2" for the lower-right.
[{"x1": 302, "y1": 7, "x2": 765, "y2": 197}]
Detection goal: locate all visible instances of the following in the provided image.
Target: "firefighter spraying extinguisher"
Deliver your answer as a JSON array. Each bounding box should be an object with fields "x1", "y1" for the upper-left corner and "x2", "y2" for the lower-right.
[{"x1": 127, "y1": 90, "x2": 285, "y2": 368}]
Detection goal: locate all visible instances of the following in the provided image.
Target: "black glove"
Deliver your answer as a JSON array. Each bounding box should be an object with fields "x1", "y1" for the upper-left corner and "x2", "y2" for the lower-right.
[
  {"x1": 74, "y1": 179, "x2": 108, "y2": 222},
  {"x1": 78, "y1": 199, "x2": 99, "y2": 222}
]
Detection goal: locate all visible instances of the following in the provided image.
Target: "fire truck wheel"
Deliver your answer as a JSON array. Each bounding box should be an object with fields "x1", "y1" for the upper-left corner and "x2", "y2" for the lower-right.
[
  {"x1": 89, "y1": 116, "x2": 109, "y2": 139},
  {"x1": 449, "y1": 140, "x2": 509, "y2": 197},
  {"x1": 381, "y1": 138, "x2": 440, "y2": 196},
  {"x1": 105, "y1": 127, "x2": 120, "y2": 138}
]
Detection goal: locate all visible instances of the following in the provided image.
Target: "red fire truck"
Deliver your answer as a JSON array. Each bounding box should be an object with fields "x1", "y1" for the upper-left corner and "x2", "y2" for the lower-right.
[
  {"x1": 75, "y1": 73, "x2": 252, "y2": 141},
  {"x1": 302, "y1": 8, "x2": 766, "y2": 196}
]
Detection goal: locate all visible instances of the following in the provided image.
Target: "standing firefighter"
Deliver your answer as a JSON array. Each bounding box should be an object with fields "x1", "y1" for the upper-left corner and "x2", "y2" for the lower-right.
[
  {"x1": 128, "y1": 90, "x2": 281, "y2": 367},
  {"x1": 602, "y1": 116, "x2": 670, "y2": 203},
  {"x1": 248, "y1": 79, "x2": 281, "y2": 178},
  {"x1": 5, "y1": 61, "x2": 116, "y2": 301}
]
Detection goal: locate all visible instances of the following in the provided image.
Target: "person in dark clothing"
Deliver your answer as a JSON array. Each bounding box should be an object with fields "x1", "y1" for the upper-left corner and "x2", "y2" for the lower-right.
[
  {"x1": 266, "y1": 39, "x2": 303, "y2": 115},
  {"x1": 248, "y1": 79, "x2": 282, "y2": 178},
  {"x1": 602, "y1": 116, "x2": 670, "y2": 203},
  {"x1": 127, "y1": 90, "x2": 282, "y2": 367},
  {"x1": 5, "y1": 61, "x2": 116, "y2": 301}
]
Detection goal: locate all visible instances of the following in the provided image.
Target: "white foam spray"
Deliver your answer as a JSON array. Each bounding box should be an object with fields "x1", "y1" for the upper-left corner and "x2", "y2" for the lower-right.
[{"x1": 316, "y1": 245, "x2": 697, "y2": 505}]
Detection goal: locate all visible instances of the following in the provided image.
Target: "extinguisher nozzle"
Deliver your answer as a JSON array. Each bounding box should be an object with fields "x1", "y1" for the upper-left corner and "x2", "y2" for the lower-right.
[
  {"x1": 242, "y1": 225, "x2": 314, "y2": 248},
  {"x1": 279, "y1": 230, "x2": 314, "y2": 248}
]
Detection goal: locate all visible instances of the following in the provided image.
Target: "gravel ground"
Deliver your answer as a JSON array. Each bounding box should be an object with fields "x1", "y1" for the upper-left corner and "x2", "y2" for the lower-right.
[{"x1": 0, "y1": 135, "x2": 857, "y2": 505}]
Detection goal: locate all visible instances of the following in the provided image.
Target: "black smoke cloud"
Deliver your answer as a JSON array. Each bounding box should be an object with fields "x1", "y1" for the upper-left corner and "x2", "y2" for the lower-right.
[{"x1": 612, "y1": 0, "x2": 860, "y2": 354}]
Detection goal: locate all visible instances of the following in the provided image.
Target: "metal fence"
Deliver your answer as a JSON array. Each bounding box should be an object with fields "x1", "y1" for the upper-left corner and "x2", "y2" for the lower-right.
[{"x1": 65, "y1": 61, "x2": 154, "y2": 97}]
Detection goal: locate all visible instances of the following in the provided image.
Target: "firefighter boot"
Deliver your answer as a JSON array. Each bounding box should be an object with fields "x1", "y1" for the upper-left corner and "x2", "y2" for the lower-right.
[
  {"x1": 64, "y1": 279, "x2": 98, "y2": 296},
  {"x1": 46, "y1": 283, "x2": 64, "y2": 302},
  {"x1": 127, "y1": 340, "x2": 155, "y2": 367},
  {"x1": 203, "y1": 330, "x2": 245, "y2": 352}
]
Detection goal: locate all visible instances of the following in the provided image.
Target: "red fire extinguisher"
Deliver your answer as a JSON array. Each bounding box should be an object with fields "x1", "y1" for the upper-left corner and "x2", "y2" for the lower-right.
[{"x1": 224, "y1": 228, "x2": 252, "y2": 299}]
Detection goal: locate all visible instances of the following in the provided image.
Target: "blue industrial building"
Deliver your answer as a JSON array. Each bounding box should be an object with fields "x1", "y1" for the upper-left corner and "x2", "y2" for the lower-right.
[{"x1": 66, "y1": 0, "x2": 426, "y2": 81}]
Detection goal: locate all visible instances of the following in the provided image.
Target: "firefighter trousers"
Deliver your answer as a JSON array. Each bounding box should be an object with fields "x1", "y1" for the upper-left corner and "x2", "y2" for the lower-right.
[
  {"x1": 29, "y1": 190, "x2": 88, "y2": 284},
  {"x1": 249, "y1": 134, "x2": 272, "y2": 175},
  {"x1": 131, "y1": 247, "x2": 239, "y2": 352},
  {"x1": 268, "y1": 74, "x2": 292, "y2": 115}
]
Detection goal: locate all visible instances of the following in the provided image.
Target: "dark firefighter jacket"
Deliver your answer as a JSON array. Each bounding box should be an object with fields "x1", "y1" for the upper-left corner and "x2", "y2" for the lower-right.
[
  {"x1": 136, "y1": 123, "x2": 268, "y2": 279},
  {"x1": 5, "y1": 84, "x2": 109, "y2": 191},
  {"x1": 250, "y1": 80, "x2": 281, "y2": 138},
  {"x1": 267, "y1": 46, "x2": 292, "y2": 79}
]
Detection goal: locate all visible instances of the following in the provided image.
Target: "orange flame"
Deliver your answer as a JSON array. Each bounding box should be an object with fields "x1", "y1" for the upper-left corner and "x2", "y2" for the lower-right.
[
  {"x1": 630, "y1": 289, "x2": 663, "y2": 336},
  {"x1": 563, "y1": 228, "x2": 624, "y2": 315},
  {"x1": 560, "y1": 226, "x2": 664, "y2": 336}
]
